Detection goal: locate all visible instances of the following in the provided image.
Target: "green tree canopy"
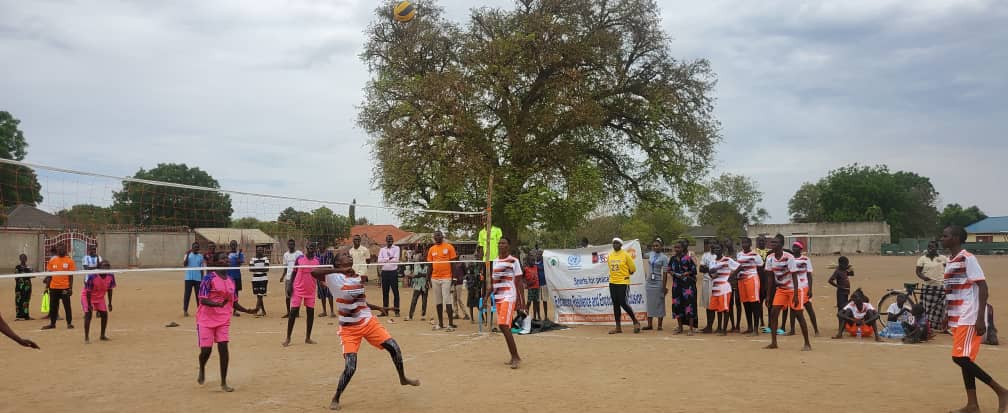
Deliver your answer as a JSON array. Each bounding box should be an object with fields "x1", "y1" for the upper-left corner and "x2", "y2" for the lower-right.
[
  {"x1": 0, "y1": 111, "x2": 43, "y2": 210},
  {"x1": 786, "y1": 164, "x2": 939, "y2": 239},
  {"x1": 112, "y1": 163, "x2": 233, "y2": 228},
  {"x1": 273, "y1": 206, "x2": 351, "y2": 247},
  {"x1": 359, "y1": 0, "x2": 720, "y2": 241},
  {"x1": 57, "y1": 204, "x2": 119, "y2": 227},
  {"x1": 938, "y1": 203, "x2": 987, "y2": 231},
  {"x1": 787, "y1": 182, "x2": 825, "y2": 223},
  {"x1": 695, "y1": 173, "x2": 767, "y2": 239}
]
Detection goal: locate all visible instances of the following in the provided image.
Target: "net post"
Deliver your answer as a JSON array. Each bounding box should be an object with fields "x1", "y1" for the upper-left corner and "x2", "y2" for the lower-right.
[{"x1": 482, "y1": 174, "x2": 494, "y2": 333}]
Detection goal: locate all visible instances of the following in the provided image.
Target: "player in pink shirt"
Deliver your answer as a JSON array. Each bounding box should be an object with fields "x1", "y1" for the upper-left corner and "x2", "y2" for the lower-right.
[
  {"x1": 284, "y1": 242, "x2": 320, "y2": 347},
  {"x1": 197, "y1": 253, "x2": 256, "y2": 392},
  {"x1": 82, "y1": 260, "x2": 116, "y2": 343}
]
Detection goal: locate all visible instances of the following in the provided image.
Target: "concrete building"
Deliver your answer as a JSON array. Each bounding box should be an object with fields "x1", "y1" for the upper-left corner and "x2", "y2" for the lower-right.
[
  {"x1": 747, "y1": 221, "x2": 891, "y2": 255},
  {"x1": 965, "y1": 217, "x2": 1008, "y2": 243}
]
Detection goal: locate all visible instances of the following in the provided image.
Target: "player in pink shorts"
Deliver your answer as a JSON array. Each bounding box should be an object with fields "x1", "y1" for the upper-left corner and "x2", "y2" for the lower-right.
[
  {"x1": 197, "y1": 253, "x2": 256, "y2": 392},
  {"x1": 82, "y1": 260, "x2": 116, "y2": 343},
  {"x1": 284, "y1": 242, "x2": 320, "y2": 347}
]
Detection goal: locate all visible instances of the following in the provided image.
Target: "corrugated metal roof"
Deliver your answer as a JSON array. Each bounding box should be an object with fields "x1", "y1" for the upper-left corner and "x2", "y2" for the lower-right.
[
  {"x1": 966, "y1": 217, "x2": 1008, "y2": 234},
  {"x1": 3, "y1": 204, "x2": 63, "y2": 229},
  {"x1": 195, "y1": 228, "x2": 277, "y2": 245}
]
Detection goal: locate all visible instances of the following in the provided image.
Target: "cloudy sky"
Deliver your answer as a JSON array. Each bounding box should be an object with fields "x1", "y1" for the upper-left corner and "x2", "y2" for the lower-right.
[{"x1": 1, "y1": 0, "x2": 1006, "y2": 223}]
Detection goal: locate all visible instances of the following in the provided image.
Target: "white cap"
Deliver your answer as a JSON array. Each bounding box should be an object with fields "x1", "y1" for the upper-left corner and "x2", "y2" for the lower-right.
[{"x1": 612, "y1": 237, "x2": 624, "y2": 244}]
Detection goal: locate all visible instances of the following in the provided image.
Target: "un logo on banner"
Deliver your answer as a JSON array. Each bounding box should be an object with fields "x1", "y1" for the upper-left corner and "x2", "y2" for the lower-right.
[{"x1": 567, "y1": 255, "x2": 582, "y2": 269}]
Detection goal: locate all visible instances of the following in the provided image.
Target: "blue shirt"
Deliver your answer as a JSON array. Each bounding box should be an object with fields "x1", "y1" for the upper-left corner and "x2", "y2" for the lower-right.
[
  {"x1": 536, "y1": 260, "x2": 545, "y2": 285},
  {"x1": 185, "y1": 252, "x2": 204, "y2": 282},
  {"x1": 227, "y1": 252, "x2": 245, "y2": 279}
]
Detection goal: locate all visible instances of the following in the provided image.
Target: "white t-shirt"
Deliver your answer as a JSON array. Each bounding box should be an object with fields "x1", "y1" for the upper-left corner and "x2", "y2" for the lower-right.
[
  {"x1": 843, "y1": 302, "x2": 875, "y2": 320},
  {"x1": 944, "y1": 250, "x2": 986, "y2": 328},
  {"x1": 886, "y1": 302, "x2": 911, "y2": 321},
  {"x1": 350, "y1": 246, "x2": 371, "y2": 276},
  {"x1": 283, "y1": 250, "x2": 304, "y2": 281},
  {"x1": 793, "y1": 255, "x2": 813, "y2": 290}
]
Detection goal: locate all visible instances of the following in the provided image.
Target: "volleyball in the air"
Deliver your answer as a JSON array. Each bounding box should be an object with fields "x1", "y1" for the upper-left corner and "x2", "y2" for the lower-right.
[{"x1": 393, "y1": 1, "x2": 416, "y2": 23}]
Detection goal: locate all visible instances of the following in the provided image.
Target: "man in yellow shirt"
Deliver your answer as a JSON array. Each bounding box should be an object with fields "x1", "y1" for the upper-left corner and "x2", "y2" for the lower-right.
[
  {"x1": 42, "y1": 245, "x2": 77, "y2": 330},
  {"x1": 607, "y1": 237, "x2": 640, "y2": 334}
]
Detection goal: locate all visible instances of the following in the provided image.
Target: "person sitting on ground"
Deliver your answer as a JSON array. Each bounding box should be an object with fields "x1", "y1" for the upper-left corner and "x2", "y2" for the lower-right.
[
  {"x1": 833, "y1": 289, "x2": 882, "y2": 342},
  {"x1": 879, "y1": 293, "x2": 911, "y2": 339},
  {"x1": 902, "y1": 303, "x2": 930, "y2": 344}
]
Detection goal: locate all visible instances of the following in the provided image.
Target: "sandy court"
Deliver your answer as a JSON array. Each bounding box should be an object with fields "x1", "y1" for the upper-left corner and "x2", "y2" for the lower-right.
[{"x1": 2, "y1": 255, "x2": 1007, "y2": 412}]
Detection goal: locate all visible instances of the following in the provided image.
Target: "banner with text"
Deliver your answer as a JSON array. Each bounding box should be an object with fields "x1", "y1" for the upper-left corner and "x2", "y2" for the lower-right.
[{"x1": 543, "y1": 240, "x2": 647, "y2": 325}]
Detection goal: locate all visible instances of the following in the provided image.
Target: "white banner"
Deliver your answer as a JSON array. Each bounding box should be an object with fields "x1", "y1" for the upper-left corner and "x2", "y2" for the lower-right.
[{"x1": 543, "y1": 240, "x2": 647, "y2": 325}]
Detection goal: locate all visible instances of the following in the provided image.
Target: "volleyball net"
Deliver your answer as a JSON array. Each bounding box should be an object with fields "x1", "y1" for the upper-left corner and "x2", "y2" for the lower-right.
[{"x1": 0, "y1": 158, "x2": 487, "y2": 279}]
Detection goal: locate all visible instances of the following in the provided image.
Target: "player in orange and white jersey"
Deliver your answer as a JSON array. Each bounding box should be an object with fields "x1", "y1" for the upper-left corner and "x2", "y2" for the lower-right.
[{"x1": 940, "y1": 225, "x2": 1008, "y2": 413}]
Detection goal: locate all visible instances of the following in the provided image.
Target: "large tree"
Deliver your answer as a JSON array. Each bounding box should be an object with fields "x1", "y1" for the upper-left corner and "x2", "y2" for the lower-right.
[
  {"x1": 938, "y1": 203, "x2": 987, "y2": 231},
  {"x1": 786, "y1": 164, "x2": 938, "y2": 239},
  {"x1": 0, "y1": 111, "x2": 43, "y2": 210},
  {"x1": 787, "y1": 182, "x2": 825, "y2": 223},
  {"x1": 359, "y1": 0, "x2": 720, "y2": 241},
  {"x1": 112, "y1": 163, "x2": 233, "y2": 228},
  {"x1": 695, "y1": 173, "x2": 767, "y2": 239}
]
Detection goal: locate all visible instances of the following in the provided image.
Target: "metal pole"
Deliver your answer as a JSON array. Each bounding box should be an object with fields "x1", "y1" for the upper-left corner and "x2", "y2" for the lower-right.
[{"x1": 482, "y1": 174, "x2": 494, "y2": 333}]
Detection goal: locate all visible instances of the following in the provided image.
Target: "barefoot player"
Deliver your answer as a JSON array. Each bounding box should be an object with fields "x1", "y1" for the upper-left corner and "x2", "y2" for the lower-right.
[
  {"x1": 763, "y1": 234, "x2": 811, "y2": 351},
  {"x1": 196, "y1": 253, "x2": 256, "y2": 392},
  {"x1": 486, "y1": 237, "x2": 525, "y2": 369},
  {"x1": 82, "y1": 261, "x2": 115, "y2": 343},
  {"x1": 941, "y1": 225, "x2": 1008, "y2": 413},
  {"x1": 311, "y1": 252, "x2": 420, "y2": 410},
  {"x1": 284, "y1": 243, "x2": 319, "y2": 347}
]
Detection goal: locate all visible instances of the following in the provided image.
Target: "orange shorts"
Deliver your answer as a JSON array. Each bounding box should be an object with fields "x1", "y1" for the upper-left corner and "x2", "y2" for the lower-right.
[
  {"x1": 709, "y1": 294, "x2": 730, "y2": 312},
  {"x1": 844, "y1": 322, "x2": 874, "y2": 337},
  {"x1": 739, "y1": 276, "x2": 760, "y2": 303},
  {"x1": 952, "y1": 325, "x2": 982, "y2": 361},
  {"x1": 772, "y1": 289, "x2": 805, "y2": 311},
  {"x1": 496, "y1": 300, "x2": 515, "y2": 327},
  {"x1": 338, "y1": 317, "x2": 392, "y2": 354}
]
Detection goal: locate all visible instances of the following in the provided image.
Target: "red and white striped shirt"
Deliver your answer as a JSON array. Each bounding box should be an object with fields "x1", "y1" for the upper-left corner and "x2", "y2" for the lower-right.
[
  {"x1": 764, "y1": 251, "x2": 798, "y2": 290},
  {"x1": 492, "y1": 255, "x2": 522, "y2": 304},
  {"x1": 735, "y1": 251, "x2": 764, "y2": 281},
  {"x1": 709, "y1": 256, "x2": 738, "y2": 297},
  {"x1": 944, "y1": 250, "x2": 986, "y2": 328},
  {"x1": 793, "y1": 255, "x2": 813, "y2": 290},
  {"x1": 327, "y1": 272, "x2": 372, "y2": 327}
]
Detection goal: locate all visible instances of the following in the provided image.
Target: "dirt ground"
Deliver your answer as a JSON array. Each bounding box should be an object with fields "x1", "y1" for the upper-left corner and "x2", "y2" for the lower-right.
[{"x1": 2, "y1": 255, "x2": 1007, "y2": 413}]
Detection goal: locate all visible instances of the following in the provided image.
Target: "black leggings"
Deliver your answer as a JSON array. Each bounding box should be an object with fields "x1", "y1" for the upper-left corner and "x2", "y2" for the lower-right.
[
  {"x1": 183, "y1": 280, "x2": 200, "y2": 313},
  {"x1": 609, "y1": 284, "x2": 636, "y2": 327},
  {"x1": 381, "y1": 270, "x2": 400, "y2": 310},
  {"x1": 954, "y1": 357, "x2": 995, "y2": 390},
  {"x1": 48, "y1": 288, "x2": 72, "y2": 326}
]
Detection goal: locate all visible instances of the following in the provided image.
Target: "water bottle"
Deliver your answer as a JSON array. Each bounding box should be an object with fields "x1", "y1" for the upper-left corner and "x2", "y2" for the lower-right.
[{"x1": 856, "y1": 327, "x2": 862, "y2": 339}]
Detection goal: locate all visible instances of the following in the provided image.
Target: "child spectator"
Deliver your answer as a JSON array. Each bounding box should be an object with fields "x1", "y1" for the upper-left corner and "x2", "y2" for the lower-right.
[
  {"x1": 879, "y1": 293, "x2": 911, "y2": 339},
  {"x1": 902, "y1": 303, "x2": 930, "y2": 344},
  {"x1": 523, "y1": 255, "x2": 541, "y2": 323},
  {"x1": 465, "y1": 263, "x2": 482, "y2": 324}
]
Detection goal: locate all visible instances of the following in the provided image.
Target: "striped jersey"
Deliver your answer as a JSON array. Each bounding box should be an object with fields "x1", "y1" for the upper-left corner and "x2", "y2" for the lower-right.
[
  {"x1": 793, "y1": 255, "x2": 813, "y2": 290},
  {"x1": 250, "y1": 257, "x2": 270, "y2": 282},
  {"x1": 764, "y1": 251, "x2": 798, "y2": 290},
  {"x1": 944, "y1": 250, "x2": 986, "y2": 328},
  {"x1": 492, "y1": 255, "x2": 522, "y2": 304},
  {"x1": 735, "y1": 251, "x2": 764, "y2": 281},
  {"x1": 708, "y1": 256, "x2": 738, "y2": 297},
  {"x1": 327, "y1": 271, "x2": 371, "y2": 327}
]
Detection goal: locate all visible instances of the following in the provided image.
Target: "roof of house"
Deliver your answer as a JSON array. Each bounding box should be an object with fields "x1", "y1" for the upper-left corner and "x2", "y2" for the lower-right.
[
  {"x1": 342, "y1": 225, "x2": 415, "y2": 246},
  {"x1": 195, "y1": 228, "x2": 277, "y2": 245},
  {"x1": 966, "y1": 216, "x2": 1008, "y2": 234},
  {"x1": 2, "y1": 204, "x2": 63, "y2": 229}
]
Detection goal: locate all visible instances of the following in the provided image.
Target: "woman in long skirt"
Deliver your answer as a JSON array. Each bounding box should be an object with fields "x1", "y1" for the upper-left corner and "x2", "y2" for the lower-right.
[
  {"x1": 644, "y1": 238, "x2": 670, "y2": 331},
  {"x1": 670, "y1": 240, "x2": 698, "y2": 336}
]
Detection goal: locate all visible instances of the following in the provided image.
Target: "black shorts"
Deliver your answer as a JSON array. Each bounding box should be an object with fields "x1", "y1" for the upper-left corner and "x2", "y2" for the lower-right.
[
  {"x1": 252, "y1": 280, "x2": 268, "y2": 296},
  {"x1": 836, "y1": 288, "x2": 850, "y2": 310}
]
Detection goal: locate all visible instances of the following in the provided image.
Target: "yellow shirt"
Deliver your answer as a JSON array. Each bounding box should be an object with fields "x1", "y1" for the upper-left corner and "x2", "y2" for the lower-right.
[
  {"x1": 607, "y1": 249, "x2": 636, "y2": 285},
  {"x1": 755, "y1": 248, "x2": 770, "y2": 261},
  {"x1": 917, "y1": 254, "x2": 948, "y2": 286}
]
